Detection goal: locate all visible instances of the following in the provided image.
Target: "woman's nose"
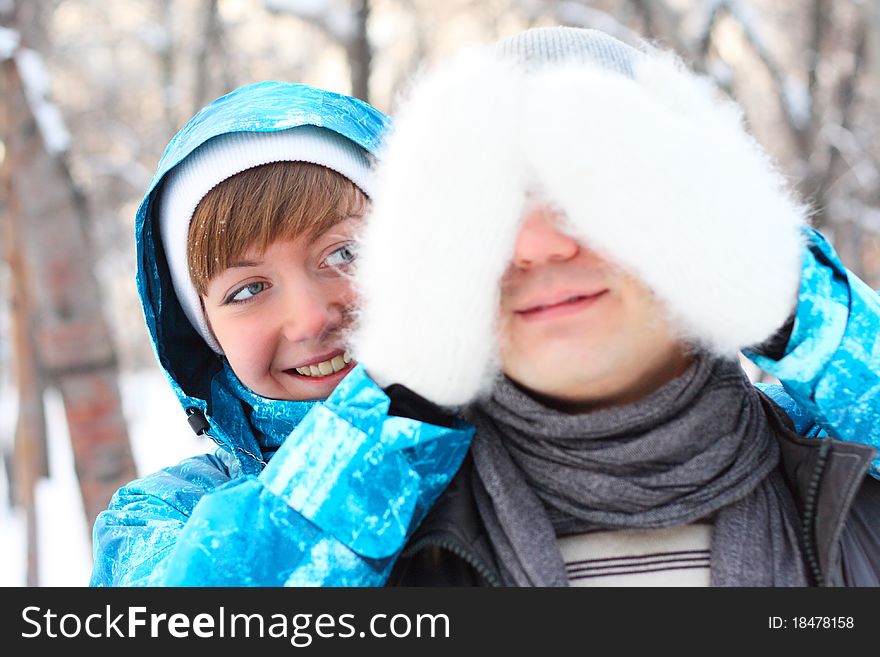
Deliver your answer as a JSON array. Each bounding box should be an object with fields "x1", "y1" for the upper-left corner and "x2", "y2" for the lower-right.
[
  {"x1": 279, "y1": 280, "x2": 347, "y2": 343},
  {"x1": 511, "y1": 205, "x2": 580, "y2": 269}
]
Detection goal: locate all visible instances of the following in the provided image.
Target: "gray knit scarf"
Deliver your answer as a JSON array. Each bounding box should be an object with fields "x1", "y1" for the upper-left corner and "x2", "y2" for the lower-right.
[{"x1": 467, "y1": 355, "x2": 808, "y2": 586}]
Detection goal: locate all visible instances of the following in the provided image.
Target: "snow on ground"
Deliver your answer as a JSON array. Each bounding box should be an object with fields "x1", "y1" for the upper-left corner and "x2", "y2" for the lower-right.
[
  {"x1": 0, "y1": 366, "x2": 210, "y2": 586},
  {"x1": 122, "y1": 368, "x2": 211, "y2": 478}
]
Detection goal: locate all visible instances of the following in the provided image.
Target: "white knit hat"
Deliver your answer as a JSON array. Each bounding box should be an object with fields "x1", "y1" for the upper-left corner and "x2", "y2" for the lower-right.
[{"x1": 158, "y1": 126, "x2": 374, "y2": 353}]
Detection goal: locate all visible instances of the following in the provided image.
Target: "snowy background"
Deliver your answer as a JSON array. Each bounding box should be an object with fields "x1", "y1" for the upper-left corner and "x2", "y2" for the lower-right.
[
  {"x1": 2, "y1": 0, "x2": 879, "y2": 588},
  {"x1": 0, "y1": 367, "x2": 210, "y2": 586}
]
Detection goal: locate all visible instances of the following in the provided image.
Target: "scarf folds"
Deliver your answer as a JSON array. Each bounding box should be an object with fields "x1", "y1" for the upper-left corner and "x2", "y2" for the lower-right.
[{"x1": 468, "y1": 355, "x2": 808, "y2": 586}]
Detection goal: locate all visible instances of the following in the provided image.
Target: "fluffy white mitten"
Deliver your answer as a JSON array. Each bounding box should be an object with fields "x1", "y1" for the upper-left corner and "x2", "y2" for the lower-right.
[
  {"x1": 350, "y1": 48, "x2": 806, "y2": 406},
  {"x1": 523, "y1": 54, "x2": 805, "y2": 355},
  {"x1": 349, "y1": 50, "x2": 528, "y2": 406}
]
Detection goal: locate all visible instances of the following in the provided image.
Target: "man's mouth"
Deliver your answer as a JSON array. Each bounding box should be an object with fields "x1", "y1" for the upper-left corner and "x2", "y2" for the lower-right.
[
  {"x1": 288, "y1": 351, "x2": 353, "y2": 378},
  {"x1": 516, "y1": 290, "x2": 608, "y2": 317}
]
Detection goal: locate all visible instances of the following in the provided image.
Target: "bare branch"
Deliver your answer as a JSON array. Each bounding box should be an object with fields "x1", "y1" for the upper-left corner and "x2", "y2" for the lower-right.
[
  {"x1": 193, "y1": 0, "x2": 230, "y2": 113},
  {"x1": 0, "y1": 25, "x2": 18, "y2": 59},
  {"x1": 696, "y1": 0, "x2": 727, "y2": 60},
  {"x1": 157, "y1": 0, "x2": 177, "y2": 132},
  {"x1": 728, "y1": 1, "x2": 811, "y2": 133},
  {"x1": 806, "y1": 0, "x2": 826, "y2": 103},
  {"x1": 698, "y1": 1, "x2": 812, "y2": 163},
  {"x1": 861, "y1": 0, "x2": 880, "y2": 79},
  {"x1": 628, "y1": 0, "x2": 692, "y2": 58},
  {"x1": 816, "y1": 20, "x2": 869, "y2": 208},
  {"x1": 13, "y1": 48, "x2": 69, "y2": 154},
  {"x1": 347, "y1": 0, "x2": 370, "y2": 101}
]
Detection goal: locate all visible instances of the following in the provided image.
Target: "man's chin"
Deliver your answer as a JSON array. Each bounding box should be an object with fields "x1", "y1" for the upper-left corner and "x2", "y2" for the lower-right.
[{"x1": 502, "y1": 350, "x2": 622, "y2": 410}]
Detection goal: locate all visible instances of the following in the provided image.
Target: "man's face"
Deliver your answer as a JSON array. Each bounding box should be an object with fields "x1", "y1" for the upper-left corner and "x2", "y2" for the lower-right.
[
  {"x1": 202, "y1": 217, "x2": 360, "y2": 401},
  {"x1": 498, "y1": 205, "x2": 692, "y2": 411}
]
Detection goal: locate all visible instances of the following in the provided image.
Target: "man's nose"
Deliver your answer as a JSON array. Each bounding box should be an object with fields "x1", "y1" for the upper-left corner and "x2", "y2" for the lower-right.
[
  {"x1": 279, "y1": 280, "x2": 346, "y2": 343},
  {"x1": 511, "y1": 205, "x2": 580, "y2": 269}
]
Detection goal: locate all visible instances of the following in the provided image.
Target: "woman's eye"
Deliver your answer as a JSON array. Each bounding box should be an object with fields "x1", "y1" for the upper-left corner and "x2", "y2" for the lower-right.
[
  {"x1": 323, "y1": 243, "x2": 357, "y2": 269},
  {"x1": 227, "y1": 281, "x2": 266, "y2": 304}
]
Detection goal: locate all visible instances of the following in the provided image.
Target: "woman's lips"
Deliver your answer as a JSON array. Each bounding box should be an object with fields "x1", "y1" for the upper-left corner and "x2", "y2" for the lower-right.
[
  {"x1": 283, "y1": 349, "x2": 356, "y2": 382},
  {"x1": 290, "y1": 348, "x2": 347, "y2": 370},
  {"x1": 283, "y1": 358, "x2": 356, "y2": 383},
  {"x1": 515, "y1": 290, "x2": 609, "y2": 321}
]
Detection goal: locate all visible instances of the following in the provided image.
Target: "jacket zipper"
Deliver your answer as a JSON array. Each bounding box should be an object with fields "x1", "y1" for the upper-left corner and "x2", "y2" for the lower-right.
[
  {"x1": 402, "y1": 534, "x2": 503, "y2": 587},
  {"x1": 800, "y1": 441, "x2": 831, "y2": 587}
]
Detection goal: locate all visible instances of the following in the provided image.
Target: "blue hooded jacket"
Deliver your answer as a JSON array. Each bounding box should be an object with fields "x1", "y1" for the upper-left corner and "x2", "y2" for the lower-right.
[
  {"x1": 91, "y1": 81, "x2": 880, "y2": 587},
  {"x1": 748, "y1": 229, "x2": 880, "y2": 467}
]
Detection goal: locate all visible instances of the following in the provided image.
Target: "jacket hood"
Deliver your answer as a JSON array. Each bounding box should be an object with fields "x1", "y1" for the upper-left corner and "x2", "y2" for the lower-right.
[{"x1": 135, "y1": 81, "x2": 391, "y2": 474}]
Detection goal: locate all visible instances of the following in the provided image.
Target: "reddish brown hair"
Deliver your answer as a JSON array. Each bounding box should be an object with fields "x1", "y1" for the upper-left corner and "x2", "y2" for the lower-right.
[{"x1": 187, "y1": 161, "x2": 367, "y2": 295}]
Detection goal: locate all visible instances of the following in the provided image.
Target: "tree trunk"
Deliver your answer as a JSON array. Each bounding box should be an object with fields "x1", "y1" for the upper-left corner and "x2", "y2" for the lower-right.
[
  {"x1": 347, "y1": 0, "x2": 371, "y2": 102},
  {"x1": 3, "y1": 55, "x2": 137, "y2": 535},
  {"x1": 2, "y1": 59, "x2": 45, "y2": 585}
]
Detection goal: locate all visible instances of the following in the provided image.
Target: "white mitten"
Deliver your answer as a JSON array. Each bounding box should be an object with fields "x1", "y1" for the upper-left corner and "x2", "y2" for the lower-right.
[
  {"x1": 522, "y1": 54, "x2": 805, "y2": 355},
  {"x1": 349, "y1": 50, "x2": 528, "y2": 406},
  {"x1": 350, "y1": 48, "x2": 806, "y2": 406}
]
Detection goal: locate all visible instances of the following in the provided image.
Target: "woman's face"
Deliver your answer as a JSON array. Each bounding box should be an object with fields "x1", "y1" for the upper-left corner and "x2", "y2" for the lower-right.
[{"x1": 202, "y1": 217, "x2": 361, "y2": 401}]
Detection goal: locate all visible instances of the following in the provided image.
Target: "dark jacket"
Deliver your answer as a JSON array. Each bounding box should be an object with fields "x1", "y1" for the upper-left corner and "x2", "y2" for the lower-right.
[{"x1": 388, "y1": 395, "x2": 880, "y2": 587}]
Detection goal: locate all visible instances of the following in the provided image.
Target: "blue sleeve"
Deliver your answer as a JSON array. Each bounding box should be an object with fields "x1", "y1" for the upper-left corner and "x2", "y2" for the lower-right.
[
  {"x1": 89, "y1": 453, "x2": 233, "y2": 586},
  {"x1": 746, "y1": 227, "x2": 880, "y2": 478},
  {"x1": 90, "y1": 365, "x2": 473, "y2": 586}
]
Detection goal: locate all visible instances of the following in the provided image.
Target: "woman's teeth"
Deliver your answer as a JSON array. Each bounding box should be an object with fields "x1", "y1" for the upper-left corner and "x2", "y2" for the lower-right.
[{"x1": 294, "y1": 352, "x2": 352, "y2": 377}]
